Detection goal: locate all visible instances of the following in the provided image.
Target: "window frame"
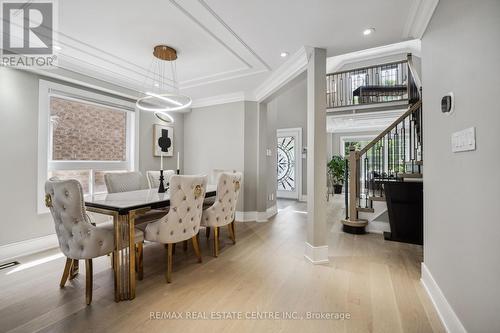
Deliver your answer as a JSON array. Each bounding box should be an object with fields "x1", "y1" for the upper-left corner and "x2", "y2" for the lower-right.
[{"x1": 37, "y1": 80, "x2": 139, "y2": 214}]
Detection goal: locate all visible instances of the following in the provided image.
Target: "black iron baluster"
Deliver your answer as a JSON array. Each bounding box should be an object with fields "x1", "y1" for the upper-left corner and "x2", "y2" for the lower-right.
[{"x1": 344, "y1": 158, "x2": 349, "y2": 219}]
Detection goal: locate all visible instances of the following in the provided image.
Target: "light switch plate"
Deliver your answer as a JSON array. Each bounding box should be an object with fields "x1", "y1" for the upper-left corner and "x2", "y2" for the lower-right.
[
  {"x1": 266, "y1": 148, "x2": 272, "y2": 156},
  {"x1": 451, "y1": 127, "x2": 476, "y2": 153}
]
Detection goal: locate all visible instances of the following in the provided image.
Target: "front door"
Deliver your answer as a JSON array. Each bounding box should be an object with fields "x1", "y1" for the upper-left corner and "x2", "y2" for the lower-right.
[{"x1": 277, "y1": 128, "x2": 302, "y2": 199}]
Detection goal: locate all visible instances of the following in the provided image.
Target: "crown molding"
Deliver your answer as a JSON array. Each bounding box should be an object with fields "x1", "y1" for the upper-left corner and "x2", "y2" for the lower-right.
[
  {"x1": 402, "y1": 0, "x2": 439, "y2": 39},
  {"x1": 254, "y1": 46, "x2": 312, "y2": 102},
  {"x1": 190, "y1": 91, "x2": 247, "y2": 108},
  {"x1": 326, "y1": 39, "x2": 421, "y2": 74}
]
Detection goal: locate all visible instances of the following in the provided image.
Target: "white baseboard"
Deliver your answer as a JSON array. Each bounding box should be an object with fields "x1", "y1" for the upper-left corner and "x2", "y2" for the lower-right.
[
  {"x1": 421, "y1": 263, "x2": 467, "y2": 333},
  {"x1": 235, "y1": 205, "x2": 278, "y2": 223},
  {"x1": 299, "y1": 194, "x2": 307, "y2": 202},
  {"x1": 304, "y1": 242, "x2": 329, "y2": 264},
  {"x1": 235, "y1": 211, "x2": 257, "y2": 222},
  {"x1": 0, "y1": 234, "x2": 59, "y2": 263},
  {"x1": 366, "y1": 220, "x2": 390, "y2": 234}
]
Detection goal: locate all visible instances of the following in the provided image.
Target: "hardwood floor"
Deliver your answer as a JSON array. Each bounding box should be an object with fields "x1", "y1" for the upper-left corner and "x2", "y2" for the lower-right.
[{"x1": 0, "y1": 197, "x2": 444, "y2": 333}]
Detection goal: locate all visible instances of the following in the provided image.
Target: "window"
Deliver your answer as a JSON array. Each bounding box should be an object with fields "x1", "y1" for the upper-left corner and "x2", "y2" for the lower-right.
[{"x1": 38, "y1": 80, "x2": 137, "y2": 213}]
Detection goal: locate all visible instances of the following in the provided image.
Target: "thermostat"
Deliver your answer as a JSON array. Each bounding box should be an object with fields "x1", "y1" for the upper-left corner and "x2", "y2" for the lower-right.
[{"x1": 441, "y1": 92, "x2": 454, "y2": 114}]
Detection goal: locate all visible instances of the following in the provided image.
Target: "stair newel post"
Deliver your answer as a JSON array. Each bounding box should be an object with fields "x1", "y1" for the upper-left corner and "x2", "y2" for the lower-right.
[{"x1": 348, "y1": 147, "x2": 359, "y2": 221}]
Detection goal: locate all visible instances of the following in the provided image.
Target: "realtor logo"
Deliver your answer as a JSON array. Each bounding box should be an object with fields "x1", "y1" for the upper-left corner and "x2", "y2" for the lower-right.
[{"x1": 1, "y1": 0, "x2": 58, "y2": 67}]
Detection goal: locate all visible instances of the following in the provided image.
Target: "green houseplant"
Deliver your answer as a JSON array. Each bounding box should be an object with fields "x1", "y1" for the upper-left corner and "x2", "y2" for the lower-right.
[{"x1": 327, "y1": 155, "x2": 346, "y2": 194}]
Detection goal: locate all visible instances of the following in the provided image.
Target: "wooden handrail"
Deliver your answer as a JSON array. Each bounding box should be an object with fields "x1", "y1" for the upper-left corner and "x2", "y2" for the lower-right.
[{"x1": 359, "y1": 100, "x2": 422, "y2": 155}]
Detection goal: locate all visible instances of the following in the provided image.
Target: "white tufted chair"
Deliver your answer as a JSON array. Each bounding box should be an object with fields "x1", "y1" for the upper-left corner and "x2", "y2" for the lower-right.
[
  {"x1": 104, "y1": 171, "x2": 167, "y2": 224},
  {"x1": 45, "y1": 178, "x2": 144, "y2": 305},
  {"x1": 201, "y1": 172, "x2": 242, "y2": 257},
  {"x1": 146, "y1": 170, "x2": 176, "y2": 190},
  {"x1": 143, "y1": 175, "x2": 207, "y2": 283}
]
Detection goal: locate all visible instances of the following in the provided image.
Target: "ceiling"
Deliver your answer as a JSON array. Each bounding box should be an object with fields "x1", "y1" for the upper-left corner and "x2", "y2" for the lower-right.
[{"x1": 47, "y1": 0, "x2": 435, "y2": 101}]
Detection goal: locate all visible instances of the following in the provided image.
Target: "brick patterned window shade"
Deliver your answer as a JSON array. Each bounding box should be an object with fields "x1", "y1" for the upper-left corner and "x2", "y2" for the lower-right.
[{"x1": 50, "y1": 97, "x2": 127, "y2": 161}]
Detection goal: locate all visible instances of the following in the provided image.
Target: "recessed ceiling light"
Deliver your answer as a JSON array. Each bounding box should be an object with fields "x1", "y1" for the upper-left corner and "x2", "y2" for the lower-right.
[
  {"x1": 280, "y1": 52, "x2": 289, "y2": 58},
  {"x1": 363, "y1": 28, "x2": 375, "y2": 36}
]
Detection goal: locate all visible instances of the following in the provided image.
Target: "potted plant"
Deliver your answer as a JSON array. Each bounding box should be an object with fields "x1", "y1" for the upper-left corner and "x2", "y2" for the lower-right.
[{"x1": 327, "y1": 155, "x2": 346, "y2": 194}]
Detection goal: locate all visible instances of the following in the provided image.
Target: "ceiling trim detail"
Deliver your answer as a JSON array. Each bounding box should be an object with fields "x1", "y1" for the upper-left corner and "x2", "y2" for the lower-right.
[
  {"x1": 327, "y1": 109, "x2": 406, "y2": 133},
  {"x1": 190, "y1": 91, "x2": 247, "y2": 108},
  {"x1": 49, "y1": 0, "x2": 270, "y2": 94},
  {"x1": 196, "y1": 0, "x2": 271, "y2": 71},
  {"x1": 326, "y1": 39, "x2": 421, "y2": 74},
  {"x1": 254, "y1": 46, "x2": 311, "y2": 102},
  {"x1": 402, "y1": 0, "x2": 439, "y2": 39}
]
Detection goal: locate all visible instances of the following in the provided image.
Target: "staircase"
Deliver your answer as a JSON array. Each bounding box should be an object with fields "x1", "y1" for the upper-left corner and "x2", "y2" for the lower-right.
[{"x1": 340, "y1": 55, "x2": 423, "y2": 237}]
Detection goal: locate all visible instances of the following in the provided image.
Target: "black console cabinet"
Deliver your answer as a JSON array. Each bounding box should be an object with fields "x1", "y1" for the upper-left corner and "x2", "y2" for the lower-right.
[{"x1": 383, "y1": 181, "x2": 423, "y2": 245}]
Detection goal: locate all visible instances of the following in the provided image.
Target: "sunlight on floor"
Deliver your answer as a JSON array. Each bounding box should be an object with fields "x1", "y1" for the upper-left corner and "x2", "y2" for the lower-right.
[{"x1": 5, "y1": 252, "x2": 64, "y2": 275}]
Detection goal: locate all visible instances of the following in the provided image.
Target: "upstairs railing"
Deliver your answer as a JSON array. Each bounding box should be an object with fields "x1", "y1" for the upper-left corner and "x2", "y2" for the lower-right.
[
  {"x1": 343, "y1": 54, "x2": 422, "y2": 224},
  {"x1": 327, "y1": 54, "x2": 419, "y2": 109}
]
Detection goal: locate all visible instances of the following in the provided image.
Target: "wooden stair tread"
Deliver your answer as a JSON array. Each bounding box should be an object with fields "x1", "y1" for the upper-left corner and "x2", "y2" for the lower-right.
[
  {"x1": 398, "y1": 173, "x2": 423, "y2": 178},
  {"x1": 369, "y1": 196, "x2": 386, "y2": 202},
  {"x1": 357, "y1": 207, "x2": 375, "y2": 213}
]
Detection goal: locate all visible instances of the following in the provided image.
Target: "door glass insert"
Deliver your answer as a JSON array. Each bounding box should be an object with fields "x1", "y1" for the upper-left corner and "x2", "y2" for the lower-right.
[{"x1": 277, "y1": 136, "x2": 296, "y2": 191}]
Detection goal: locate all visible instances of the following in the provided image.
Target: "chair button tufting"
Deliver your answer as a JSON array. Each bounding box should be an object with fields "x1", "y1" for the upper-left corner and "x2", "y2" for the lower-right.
[
  {"x1": 183, "y1": 229, "x2": 186, "y2": 233},
  {"x1": 187, "y1": 207, "x2": 190, "y2": 212},
  {"x1": 178, "y1": 185, "x2": 181, "y2": 189},
  {"x1": 98, "y1": 241, "x2": 103, "y2": 246},
  {"x1": 191, "y1": 217, "x2": 194, "y2": 221},
  {"x1": 179, "y1": 218, "x2": 182, "y2": 223},
  {"x1": 183, "y1": 196, "x2": 186, "y2": 200},
  {"x1": 65, "y1": 191, "x2": 69, "y2": 197},
  {"x1": 170, "y1": 230, "x2": 174, "y2": 235}
]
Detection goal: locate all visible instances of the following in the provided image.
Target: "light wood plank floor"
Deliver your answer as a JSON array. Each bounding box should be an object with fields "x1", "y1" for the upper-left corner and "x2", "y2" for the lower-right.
[{"x1": 0, "y1": 197, "x2": 444, "y2": 333}]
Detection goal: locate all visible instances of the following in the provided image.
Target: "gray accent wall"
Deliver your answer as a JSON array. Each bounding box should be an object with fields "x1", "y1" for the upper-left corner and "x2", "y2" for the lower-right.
[
  {"x1": 0, "y1": 67, "x2": 156, "y2": 246},
  {"x1": 183, "y1": 102, "x2": 246, "y2": 211},
  {"x1": 139, "y1": 110, "x2": 184, "y2": 175},
  {"x1": 267, "y1": 75, "x2": 308, "y2": 197},
  {"x1": 422, "y1": 0, "x2": 500, "y2": 331}
]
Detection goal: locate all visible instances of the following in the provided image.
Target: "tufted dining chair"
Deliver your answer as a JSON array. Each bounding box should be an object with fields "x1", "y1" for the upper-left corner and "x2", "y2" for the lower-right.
[
  {"x1": 201, "y1": 172, "x2": 242, "y2": 257},
  {"x1": 143, "y1": 175, "x2": 207, "y2": 283},
  {"x1": 104, "y1": 171, "x2": 148, "y2": 193},
  {"x1": 146, "y1": 170, "x2": 176, "y2": 190},
  {"x1": 45, "y1": 178, "x2": 144, "y2": 305},
  {"x1": 104, "y1": 171, "x2": 167, "y2": 224}
]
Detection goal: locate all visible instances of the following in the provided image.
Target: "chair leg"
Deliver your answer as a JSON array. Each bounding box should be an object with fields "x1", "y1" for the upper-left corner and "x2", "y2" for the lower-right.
[
  {"x1": 172, "y1": 243, "x2": 176, "y2": 255},
  {"x1": 60, "y1": 258, "x2": 72, "y2": 288},
  {"x1": 85, "y1": 259, "x2": 93, "y2": 305},
  {"x1": 166, "y1": 243, "x2": 173, "y2": 283},
  {"x1": 183, "y1": 240, "x2": 188, "y2": 252},
  {"x1": 228, "y1": 221, "x2": 236, "y2": 244},
  {"x1": 213, "y1": 227, "x2": 219, "y2": 257},
  {"x1": 205, "y1": 227, "x2": 210, "y2": 239},
  {"x1": 136, "y1": 242, "x2": 143, "y2": 281},
  {"x1": 69, "y1": 259, "x2": 79, "y2": 280},
  {"x1": 191, "y1": 236, "x2": 202, "y2": 263}
]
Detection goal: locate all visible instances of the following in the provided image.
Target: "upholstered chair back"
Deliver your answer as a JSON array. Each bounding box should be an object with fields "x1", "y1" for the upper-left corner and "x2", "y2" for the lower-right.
[
  {"x1": 104, "y1": 172, "x2": 147, "y2": 193},
  {"x1": 145, "y1": 175, "x2": 207, "y2": 243},
  {"x1": 45, "y1": 178, "x2": 114, "y2": 259},
  {"x1": 202, "y1": 172, "x2": 242, "y2": 227},
  {"x1": 146, "y1": 170, "x2": 175, "y2": 189}
]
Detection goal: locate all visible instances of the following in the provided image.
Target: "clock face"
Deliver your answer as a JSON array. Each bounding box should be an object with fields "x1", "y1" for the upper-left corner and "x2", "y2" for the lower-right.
[{"x1": 277, "y1": 136, "x2": 296, "y2": 191}]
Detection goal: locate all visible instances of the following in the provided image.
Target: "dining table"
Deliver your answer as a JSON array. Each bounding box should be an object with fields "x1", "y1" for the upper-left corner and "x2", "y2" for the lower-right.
[{"x1": 84, "y1": 184, "x2": 217, "y2": 302}]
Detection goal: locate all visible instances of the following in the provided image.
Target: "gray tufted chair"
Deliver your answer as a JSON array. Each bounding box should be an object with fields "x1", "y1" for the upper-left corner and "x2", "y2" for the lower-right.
[
  {"x1": 143, "y1": 175, "x2": 208, "y2": 283},
  {"x1": 104, "y1": 171, "x2": 168, "y2": 224},
  {"x1": 45, "y1": 178, "x2": 144, "y2": 305},
  {"x1": 146, "y1": 170, "x2": 176, "y2": 190},
  {"x1": 201, "y1": 172, "x2": 242, "y2": 257}
]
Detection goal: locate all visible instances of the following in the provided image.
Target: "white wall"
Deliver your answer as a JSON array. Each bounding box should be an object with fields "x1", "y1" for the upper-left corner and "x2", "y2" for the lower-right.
[{"x1": 422, "y1": 0, "x2": 500, "y2": 331}]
